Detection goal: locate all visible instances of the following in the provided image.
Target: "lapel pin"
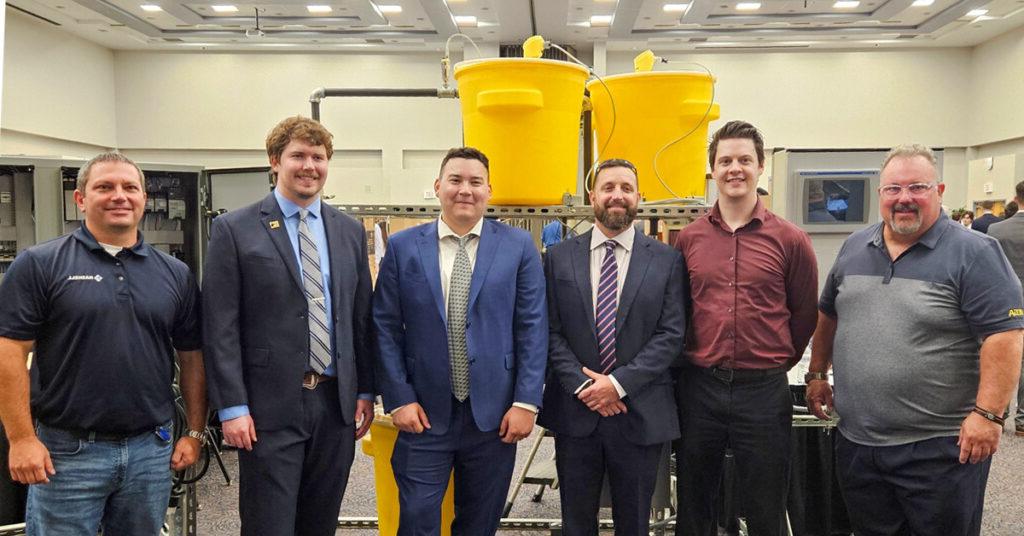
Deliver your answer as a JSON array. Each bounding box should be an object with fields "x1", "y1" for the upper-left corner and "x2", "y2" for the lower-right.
[{"x1": 269, "y1": 220, "x2": 281, "y2": 229}]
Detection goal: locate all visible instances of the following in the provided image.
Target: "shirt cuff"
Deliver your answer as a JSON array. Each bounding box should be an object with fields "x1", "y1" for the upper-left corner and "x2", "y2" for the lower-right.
[
  {"x1": 357, "y1": 393, "x2": 374, "y2": 401},
  {"x1": 218, "y1": 405, "x2": 250, "y2": 422},
  {"x1": 512, "y1": 402, "x2": 538, "y2": 414},
  {"x1": 607, "y1": 374, "x2": 627, "y2": 398}
]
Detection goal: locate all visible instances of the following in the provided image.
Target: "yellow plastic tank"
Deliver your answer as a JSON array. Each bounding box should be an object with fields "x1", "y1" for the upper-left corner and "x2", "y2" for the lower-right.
[
  {"x1": 587, "y1": 72, "x2": 720, "y2": 201},
  {"x1": 454, "y1": 58, "x2": 589, "y2": 205},
  {"x1": 361, "y1": 414, "x2": 455, "y2": 535}
]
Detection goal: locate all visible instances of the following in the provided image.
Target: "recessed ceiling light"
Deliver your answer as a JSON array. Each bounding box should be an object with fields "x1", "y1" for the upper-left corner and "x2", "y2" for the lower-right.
[
  {"x1": 377, "y1": 4, "x2": 402, "y2": 14},
  {"x1": 663, "y1": 3, "x2": 689, "y2": 12},
  {"x1": 140, "y1": 4, "x2": 162, "y2": 12},
  {"x1": 833, "y1": 1, "x2": 859, "y2": 8},
  {"x1": 911, "y1": 0, "x2": 934, "y2": 6},
  {"x1": 736, "y1": 2, "x2": 761, "y2": 11},
  {"x1": 307, "y1": 5, "x2": 332, "y2": 13},
  {"x1": 211, "y1": 5, "x2": 238, "y2": 13},
  {"x1": 965, "y1": 8, "x2": 988, "y2": 17},
  {"x1": 454, "y1": 15, "x2": 477, "y2": 27},
  {"x1": 590, "y1": 15, "x2": 613, "y2": 26}
]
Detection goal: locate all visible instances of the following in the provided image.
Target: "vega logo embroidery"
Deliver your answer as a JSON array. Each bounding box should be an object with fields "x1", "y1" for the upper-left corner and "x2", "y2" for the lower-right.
[
  {"x1": 1008, "y1": 309, "x2": 1024, "y2": 318},
  {"x1": 67, "y1": 274, "x2": 103, "y2": 282}
]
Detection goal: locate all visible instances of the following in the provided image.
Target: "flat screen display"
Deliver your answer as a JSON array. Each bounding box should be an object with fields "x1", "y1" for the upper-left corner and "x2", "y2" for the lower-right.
[{"x1": 804, "y1": 178, "x2": 868, "y2": 224}]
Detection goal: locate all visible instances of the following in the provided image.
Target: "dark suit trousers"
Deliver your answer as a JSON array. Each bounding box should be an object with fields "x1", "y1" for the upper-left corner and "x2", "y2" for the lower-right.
[
  {"x1": 674, "y1": 367, "x2": 792, "y2": 536},
  {"x1": 237, "y1": 383, "x2": 355, "y2": 536},
  {"x1": 554, "y1": 416, "x2": 663, "y2": 536},
  {"x1": 392, "y1": 397, "x2": 516, "y2": 536}
]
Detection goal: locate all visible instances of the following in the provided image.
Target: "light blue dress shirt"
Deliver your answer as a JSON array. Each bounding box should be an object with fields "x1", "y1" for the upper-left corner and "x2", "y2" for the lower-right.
[{"x1": 219, "y1": 190, "x2": 353, "y2": 423}]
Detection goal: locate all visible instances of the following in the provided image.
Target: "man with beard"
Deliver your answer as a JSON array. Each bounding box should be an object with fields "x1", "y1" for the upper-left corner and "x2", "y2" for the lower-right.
[
  {"x1": 674, "y1": 121, "x2": 818, "y2": 536},
  {"x1": 538, "y1": 158, "x2": 685, "y2": 535},
  {"x1": 806, "y1": 145, "x2": 1024, "y2": 535}
]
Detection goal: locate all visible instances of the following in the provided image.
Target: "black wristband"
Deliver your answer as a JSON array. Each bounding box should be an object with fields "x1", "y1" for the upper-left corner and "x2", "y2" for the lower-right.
[{"x1": 972, "y1": 406, "x2": 1006, "y2": 426}]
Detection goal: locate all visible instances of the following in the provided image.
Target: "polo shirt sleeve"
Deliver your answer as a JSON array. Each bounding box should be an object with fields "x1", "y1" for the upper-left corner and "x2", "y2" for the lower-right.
[
  {"x1": 961, "y1": 239, "x2": 1024, "y2": 338},
  {"x1": 0, "y1": 251, "x2": 48, "y2": 341},
  {"x1": 818, "y1": 243, "x2": 846, "y2": 318},
  {"x1": 172, "y1": 270, "x2": 203, "y2": 352}
]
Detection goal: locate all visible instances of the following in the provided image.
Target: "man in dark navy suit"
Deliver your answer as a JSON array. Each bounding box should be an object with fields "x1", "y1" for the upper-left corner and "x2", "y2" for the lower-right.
[{"x1": 538, "y1": 159, "x2": 685, "y2": 535}]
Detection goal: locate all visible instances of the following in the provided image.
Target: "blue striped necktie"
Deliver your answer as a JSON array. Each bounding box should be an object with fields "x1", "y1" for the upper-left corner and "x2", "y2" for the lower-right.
[
  {"x1": 596, "y1": 240, "x2": 618, "y2": 374},
  {"x1": 299, "y1": 209, "x2": 331, "y2": 374}
]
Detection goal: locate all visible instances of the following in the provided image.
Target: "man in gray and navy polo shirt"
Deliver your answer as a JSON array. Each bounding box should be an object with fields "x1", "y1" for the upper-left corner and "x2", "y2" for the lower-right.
[
  {"x1": 0, "y1": 153, "x2": 207, "y2": 535},
  {"x1": 806, "y1": 144, "x2": 1024, "y2": 536}
]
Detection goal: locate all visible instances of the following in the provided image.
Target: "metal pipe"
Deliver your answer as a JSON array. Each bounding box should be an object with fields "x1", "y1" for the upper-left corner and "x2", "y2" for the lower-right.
[{"x1": 309, "y1": 87, "x2": 458, "y2": 121}]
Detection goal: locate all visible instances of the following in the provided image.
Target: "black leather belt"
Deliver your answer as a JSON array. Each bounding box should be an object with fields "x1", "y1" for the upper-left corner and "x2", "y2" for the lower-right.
[
  {"x1": 65, "y1": 428, "x2": 137, "y2": 442},
  {"x1": 696, "y1": 365, "x2": 787, "y2": 383},
  {"x1": 303, "y1": 372, "x2": 336, "y2": 390}
]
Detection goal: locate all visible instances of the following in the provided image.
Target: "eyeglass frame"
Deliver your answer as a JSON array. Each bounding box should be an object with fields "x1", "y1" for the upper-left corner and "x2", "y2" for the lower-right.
[{"x1": 878, "y1": 182, "x2": 938, "y2": 198}]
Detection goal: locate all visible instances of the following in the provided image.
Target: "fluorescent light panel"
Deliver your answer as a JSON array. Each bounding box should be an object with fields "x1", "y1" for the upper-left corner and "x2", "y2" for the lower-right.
[
  {"x1": 307, "y1": 5, "x2": 332, "y2": 13},
  {"x1": 663, "y1": 3, "x2": 689, "y2": 12},
  {"x1": 736, "y1": 2, "x2": 761, "y2": 10},
  {"x1": 211, "y1": 5, "x2": 238, "y2": 13},
  {"x1": 140, "y1": 4, "x2": 162, "y2": 11},
  {"x1": 453, "y1": 15, "x2": 477, "y2": 27},
  {"x1": 377, "y1": 5, "x2": 402, "y2": 14},
  {"x1": 590, "y1": 14, "x2": 613, "y2": 25},
  {"x1": 966, "y1": 8, "x2": 988, "y2": 17},
  {"x1": 833, "y1": 1, "x2": 859, "y2": 8},
  {"x1": 911, "y1": 0, "x2": 934, "y2": 6}
]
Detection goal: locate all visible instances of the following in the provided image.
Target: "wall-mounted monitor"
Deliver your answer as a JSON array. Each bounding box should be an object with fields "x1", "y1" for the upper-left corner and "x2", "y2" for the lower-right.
[{"x1": 797, "y1": 169, "x2": 880, "y2": 233}]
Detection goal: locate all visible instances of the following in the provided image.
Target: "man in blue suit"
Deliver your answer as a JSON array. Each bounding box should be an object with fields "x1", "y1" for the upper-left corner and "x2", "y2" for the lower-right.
[
  {"x1": 203, "y1": 116, "x2": 374, "y2": 535},
  {"x1": 538, "y1": 159, "x2": 685, "y2": 535},
  {"x1": 373, "y1": 147, "x2": 547, "y2": 536}
]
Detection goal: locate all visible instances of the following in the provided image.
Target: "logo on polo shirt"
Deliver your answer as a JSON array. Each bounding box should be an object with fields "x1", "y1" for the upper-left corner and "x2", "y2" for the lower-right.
[
  {"x1": 67, "y1": 274, "x2": 103, "y2": 282},
  {"x1": 1009, "y1": 308, "x2": 1024, "y2": 318}
]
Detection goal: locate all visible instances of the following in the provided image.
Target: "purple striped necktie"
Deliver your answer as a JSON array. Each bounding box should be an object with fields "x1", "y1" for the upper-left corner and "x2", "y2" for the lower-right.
[{"x1": 596, "y1": 240, "x2": 618, "y2": 374}]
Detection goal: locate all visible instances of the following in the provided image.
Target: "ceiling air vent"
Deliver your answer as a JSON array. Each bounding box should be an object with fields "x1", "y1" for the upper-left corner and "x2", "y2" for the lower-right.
[
  {"x1": 163, "y1": 37, "x2": 185, "y2": 42},
  {"x1": 365, "y1": 38, "x2": 386, "y2": 44}
]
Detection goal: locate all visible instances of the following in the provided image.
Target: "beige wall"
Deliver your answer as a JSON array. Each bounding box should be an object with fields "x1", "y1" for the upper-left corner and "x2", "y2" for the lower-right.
[
  {"x1": 970, "y1": 25, "x2": 1024, "y2": 146},
  {"x1": 607, "y1": 48, "x2": 973, "y2": 149},
  {"x1": 0, "y1": 11, "x2": 117, "y2": 149}
]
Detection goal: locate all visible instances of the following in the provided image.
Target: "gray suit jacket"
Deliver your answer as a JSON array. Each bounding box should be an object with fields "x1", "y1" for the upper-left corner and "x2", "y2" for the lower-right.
[
  {"x1": 202, "y1": 193, "x2": 374, "y2": 430},
  {"x1": 988, "y1": 213, "x2": 1024, "y2": 286},
  {"x1": 537, "y1": 228, "x2": 685, "y2": 446}
]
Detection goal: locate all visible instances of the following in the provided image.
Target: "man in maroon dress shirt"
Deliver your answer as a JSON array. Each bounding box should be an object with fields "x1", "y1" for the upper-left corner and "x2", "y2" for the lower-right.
[{"x1": 673, "y1": 121, "x2": 818, "y2": 536}]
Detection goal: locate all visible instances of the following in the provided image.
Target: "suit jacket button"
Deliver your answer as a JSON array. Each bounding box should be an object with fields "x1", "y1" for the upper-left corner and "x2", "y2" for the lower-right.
[{"x1": 299, "y1": 313, "x2": 306, "y2": 319}]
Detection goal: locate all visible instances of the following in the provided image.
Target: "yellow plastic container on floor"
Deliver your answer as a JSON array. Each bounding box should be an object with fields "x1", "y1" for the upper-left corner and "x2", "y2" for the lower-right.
[
  {"x1": 587, "y1": 72, "x2": 720, "y2": 201},
  {"x1": 361, "y1": 415, "x2": 454, "y2": 535},
  {"x1": 454, "y1": 58, "x2": 589, "y2": 205}
]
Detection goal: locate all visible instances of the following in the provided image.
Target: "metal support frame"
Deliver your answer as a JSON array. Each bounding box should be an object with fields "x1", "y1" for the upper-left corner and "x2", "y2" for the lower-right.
[
  {"x1": 309, "y1": 87, "x2": 458, "y2": 121},
  {"x1": 332, "y1": 203, "x2": 710, "y2": 219}
]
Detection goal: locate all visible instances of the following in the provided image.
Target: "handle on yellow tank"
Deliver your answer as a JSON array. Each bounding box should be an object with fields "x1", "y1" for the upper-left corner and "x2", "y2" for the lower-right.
[{"x1": 476, "y1": 89, "x2": 544, "y2": 112}]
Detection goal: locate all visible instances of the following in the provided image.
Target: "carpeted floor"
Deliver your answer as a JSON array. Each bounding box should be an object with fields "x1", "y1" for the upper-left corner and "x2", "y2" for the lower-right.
[{"x1": 195, "y1": 424, "x2": 1024, "y2": 535}]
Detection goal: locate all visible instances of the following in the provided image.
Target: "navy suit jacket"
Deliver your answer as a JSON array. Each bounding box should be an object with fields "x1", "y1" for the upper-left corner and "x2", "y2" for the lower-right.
[
  {"x1": 202, "y1": 193, "x2": 374, "y2": 430},
  {"x1": 373, "y1": 219, "x2": 548, "y2": 436},
  {"x1": 972, "y1": 213, "x2": 1003, "y2": 234},
  {"x1": 537, "y1": 229, "x2": 685, "y2": 446}
]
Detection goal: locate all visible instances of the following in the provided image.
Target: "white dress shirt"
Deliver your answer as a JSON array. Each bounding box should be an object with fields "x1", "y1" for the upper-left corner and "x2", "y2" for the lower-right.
[{"x1": 585, "y1": 226, "x2": 636, "y2": 398}]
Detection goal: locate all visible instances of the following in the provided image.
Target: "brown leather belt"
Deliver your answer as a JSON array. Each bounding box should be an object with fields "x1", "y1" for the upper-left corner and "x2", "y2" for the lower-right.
[{"x1": 302, "y1": 372, "x2": 336, "y2": 390}]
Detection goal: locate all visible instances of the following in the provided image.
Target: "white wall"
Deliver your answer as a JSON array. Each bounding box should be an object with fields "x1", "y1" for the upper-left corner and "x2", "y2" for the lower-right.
[
  {"x1": 113, "y1": 50, "x2": 464, "y2": 204},
  {"x1": 608, "y1": 48, "x2": 972, "y2": 149},
  {"x1": 970, "y1": 24, "x2": 1024, "y2": 146},
  {"x1": 0, "y1": 11, "x2": 117, "y2": 150}
]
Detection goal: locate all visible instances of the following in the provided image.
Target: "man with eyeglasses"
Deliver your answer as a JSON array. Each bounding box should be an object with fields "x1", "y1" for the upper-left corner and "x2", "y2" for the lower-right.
[{"x1": 806, "y1": 144, "x2": 1024, "y2": 536}]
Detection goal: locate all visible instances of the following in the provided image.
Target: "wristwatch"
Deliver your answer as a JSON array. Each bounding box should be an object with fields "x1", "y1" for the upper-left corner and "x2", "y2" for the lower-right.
[
  {"x1": 186, "y1": 429, "x2": 207, "y2": 446},
  {"x1": 804, "y1": 371, "x2": 828, "y2": 384}
]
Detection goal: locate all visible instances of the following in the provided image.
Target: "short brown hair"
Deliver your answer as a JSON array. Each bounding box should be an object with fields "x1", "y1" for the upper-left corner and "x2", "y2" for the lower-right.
[
  {"x1": 266, "y1": 116, "x2": 334, "y2": 164},
  {"x1": 708, "y1": 120, "x2": 765, "y2": 168},
  {"x1": 439, "y1": 147, "x2": 489, "y2": 179},
  {"x1": 77, "y1": 152, "x2": 146, "y2": 191},
  {"x1": 592, "y1": 158, "x2": 639, "y2": 190},
  {"x1": 1015, "y1": 180, "x2": 1024, "y2": 202}
]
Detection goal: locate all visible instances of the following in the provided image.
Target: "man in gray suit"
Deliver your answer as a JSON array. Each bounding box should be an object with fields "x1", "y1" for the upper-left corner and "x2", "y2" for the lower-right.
[
  {"x1": 986, "y1": 179, "x2": 1024, "y2": 436},
  {"x1": 537, "y1": 159, "x2": 685, "y2": 535},
  {"x1": 203, "y1": 116, "x2": 374, "y2": 535}
]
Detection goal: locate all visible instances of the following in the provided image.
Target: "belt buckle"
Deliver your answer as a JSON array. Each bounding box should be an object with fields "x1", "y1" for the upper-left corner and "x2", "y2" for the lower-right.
[
  {"x1": 303, "y1": 373, "x2": 319, "y2": 390},
  {"x1": 712, "y1": 366, "x2": 734, "y2": 383}
]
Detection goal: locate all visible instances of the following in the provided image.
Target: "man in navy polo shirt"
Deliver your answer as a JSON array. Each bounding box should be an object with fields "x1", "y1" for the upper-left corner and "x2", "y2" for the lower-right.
[
  {"x1": 806, "y1": 144, "x2": 1024, "y2": 536},
  {"x1": 0, "y1": 152, "x2": 207, "y2": 535}
]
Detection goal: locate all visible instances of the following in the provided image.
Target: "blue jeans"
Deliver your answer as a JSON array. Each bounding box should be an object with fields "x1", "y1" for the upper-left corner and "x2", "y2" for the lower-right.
[{"x1": 26, "y1": 422, "x2": 173, "y2": 536}]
